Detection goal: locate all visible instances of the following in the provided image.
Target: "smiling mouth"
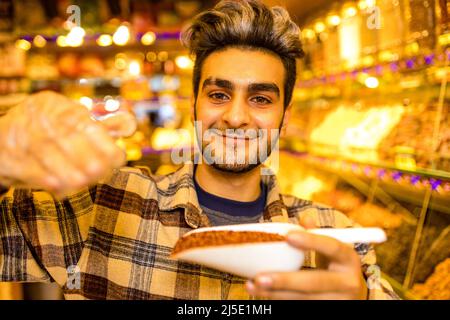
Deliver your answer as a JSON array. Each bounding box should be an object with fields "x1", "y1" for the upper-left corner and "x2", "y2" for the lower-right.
[{"x1": 220, "y1": 134, "x2": 253, "y2": 141}]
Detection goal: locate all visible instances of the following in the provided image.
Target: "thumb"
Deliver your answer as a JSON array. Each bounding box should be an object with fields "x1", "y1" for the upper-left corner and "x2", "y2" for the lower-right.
[
  {"x1": 96, "y1": 112, "x2": 137, "y2": 138},
  {"x1": 299, "y1": 213, "x2": 317, "y2": 230}
]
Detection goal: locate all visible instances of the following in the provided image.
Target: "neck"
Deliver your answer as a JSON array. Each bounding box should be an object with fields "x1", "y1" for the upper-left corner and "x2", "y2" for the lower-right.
[{"x1": 195, "y1": 163, "x2": 262, "y2": 202}]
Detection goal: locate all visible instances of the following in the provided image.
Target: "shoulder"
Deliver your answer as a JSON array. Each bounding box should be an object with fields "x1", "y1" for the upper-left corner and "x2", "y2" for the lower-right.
[
  {"x1": 98, "y1": 165, "x2": 187, "y2": 203},
  {"x1": 282, "y1": 193, "x2": 354, "y2": 228}
]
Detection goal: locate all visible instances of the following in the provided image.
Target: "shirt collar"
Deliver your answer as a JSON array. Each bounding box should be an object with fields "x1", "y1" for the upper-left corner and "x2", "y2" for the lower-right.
[{"x1": 156, "y1": 162, "x2": 289, "y2": 228}]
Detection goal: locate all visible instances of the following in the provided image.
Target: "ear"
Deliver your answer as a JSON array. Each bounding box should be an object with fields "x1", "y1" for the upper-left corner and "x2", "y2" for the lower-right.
[{"x1": 280, "y1": 103, "x2": 292, "y2": 137}]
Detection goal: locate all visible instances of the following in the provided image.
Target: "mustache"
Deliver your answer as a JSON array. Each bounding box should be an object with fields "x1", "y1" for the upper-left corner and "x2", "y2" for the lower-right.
[{"x1": 208, "y1": 128, "x2": 267, "y2": 139}]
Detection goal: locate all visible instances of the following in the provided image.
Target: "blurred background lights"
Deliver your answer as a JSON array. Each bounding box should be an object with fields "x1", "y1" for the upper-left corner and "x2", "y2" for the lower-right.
[
  {"x1": 105, "y1": 98, "x2": 120, "y2": 112},
  {"x1": 113, "y1": 25, "x2": 130, "y2": 46},
  {"x1": 79, "y1": 96, "x2": 93, "y2": 110},
  {"x1": 15, "y1": 39, "x2": 31, "y2": 51},
  {"x1": 175, "y1": 55, "x2": 194, "y2": 69},
  {"x1": 97, "y1": 34, "x2": 112, "y2": 46},
  {"x1": 33, "y1": 35, "x2": 47, "y2": 48},
  {"x1": 365, "y1": 76, "x2": 380, "y2": 88},
  {"x1": 141, "y1": 31, "x2": 156, "y2": 45}
]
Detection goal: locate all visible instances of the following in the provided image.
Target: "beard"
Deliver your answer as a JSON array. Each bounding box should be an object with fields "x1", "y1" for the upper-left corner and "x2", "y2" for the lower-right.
[{"x1": 198, "y1": 128, "x2": 279, "y2": 174}]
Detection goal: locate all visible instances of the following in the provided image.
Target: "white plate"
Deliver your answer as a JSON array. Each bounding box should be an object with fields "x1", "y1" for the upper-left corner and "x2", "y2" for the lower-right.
[{"x1": 171, "y1": 223, "x2": 386, "y2": 279}]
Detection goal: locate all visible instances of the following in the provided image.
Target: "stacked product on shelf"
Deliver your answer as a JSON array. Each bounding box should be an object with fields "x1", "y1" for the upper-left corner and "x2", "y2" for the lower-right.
[
  {"x1": 379, "y1": 101, "x2": 450, "y2": 171},
  {"x1": 411, "y1": 258, "x2": 450, "y2": 300}
]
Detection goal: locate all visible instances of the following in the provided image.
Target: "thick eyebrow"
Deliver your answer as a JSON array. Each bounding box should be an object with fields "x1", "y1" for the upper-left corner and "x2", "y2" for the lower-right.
[
  {"x1": 248, "y1": 83, "x2": 280, "y2": 97},
  {"x1": 202, "y1": 77, "x2": 234, "y2": 91},
  {"x1": 202, "y1": 77, "x2": 280, "y2": 98}
]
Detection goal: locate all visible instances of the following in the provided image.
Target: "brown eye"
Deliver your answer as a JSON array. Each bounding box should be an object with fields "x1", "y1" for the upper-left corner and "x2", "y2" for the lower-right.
[
  {"x1": 251, "y1": 96, "x2": 271, "y2": 105},
  {"x1": 209, "y1": 92, "x2": 229, "y2": 102}
]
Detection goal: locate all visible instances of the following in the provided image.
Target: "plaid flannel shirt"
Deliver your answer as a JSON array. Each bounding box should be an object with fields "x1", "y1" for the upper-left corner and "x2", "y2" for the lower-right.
[{"x1": 0, "y1": 162, "x2": 399, "y2": 300}]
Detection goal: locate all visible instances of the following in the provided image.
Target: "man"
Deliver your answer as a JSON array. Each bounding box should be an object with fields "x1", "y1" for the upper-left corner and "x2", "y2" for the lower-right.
[{"x1": 0, "y1": 0, "x2": 398, "y2": 300}]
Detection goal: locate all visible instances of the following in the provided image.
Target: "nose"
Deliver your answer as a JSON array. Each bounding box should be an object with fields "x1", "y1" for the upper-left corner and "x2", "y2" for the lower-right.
[{"x1": 221, "y1": 95, "x2": 251, "y2": 128}]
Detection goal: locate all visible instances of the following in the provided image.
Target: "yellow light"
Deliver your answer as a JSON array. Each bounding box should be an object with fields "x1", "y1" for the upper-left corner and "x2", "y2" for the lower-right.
[
  {"x1": 105, "y1": 99, "x2": 120, "y2": 112},
  {"x1": 146, "y1": 52, "x2": 157, "y2": 62},
  {"x1": 326, "y1": 15, "x2": 341, "y2": 27},
  {"x1": 15, "y1": 39, "x2": 31, "y2": 51},
  {"x1": 79, "y1": 96, "x2": 93, "y2": 110},
  {"x1": 378, "y1": 50, "x2": 398, "y2": 62},
  {"x1": 33, "y1": 35, "x2": 46, "y2": 48},
  {"x1": 66, "y1": 36, "x2": 83, "y2": 47},
  {"x1": 97, "y1": 34, "x2": 112, "y2": 46},
  {"x1": 116, "y1": 53, "x2": 126, "y2": 60},
  {"x1": 113, "y1": 25, "x2": 130, "y2": 46},
  {"x1": 314, "y1": 21, "x2": 326, "y2": 33},
  {"x1": 68, "y1": 26, "x2": 86, "y2": 38},
  {"x1": 64, "y1": 26, "x2": 85, "y2": 47},
  {"x1": 175, "y1": 55, "x2": 194, "y2": 69},
  {"x1": 115, "y1": 57, "x2": 127, "y2": 70},
  {"x1": 302, "y1": 28, "x2": 316, "y2": 40},
  {"x1": 358, "y1": 0, "x2": 368, "y2": 10},
  {"x1": 405, "y1": 42, "x2": 420, "y2": 55},
  {"x1": 56, "y1": 36, "x2": 67, "y2": 47},
  {"x1": 158, "y1": 51, "x2": 168, "y2": 61},
  {"x1": 365, "y1": 76, "x2": 379, "y2": 88},
  {"x1": 344, "y1": 6, "x2": 357, "y2": 18},
  {"x1": 366, "y1": 0, "x2": 376, "y2": 7},
  {"x1": 141, "y1": 31, "x2": 156, "y2": 45},
  {"x1": 128, "y1": 60, "x2": 141, "y2": 76},
  {"x1": 439, "y1": 33, "x2": 450, "y2": 46}
]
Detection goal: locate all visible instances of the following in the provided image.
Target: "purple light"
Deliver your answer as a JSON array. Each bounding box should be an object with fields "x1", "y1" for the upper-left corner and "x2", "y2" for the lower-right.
[
  {"x1": 390, "y1": 62, "x2": 399, "y2": 72},
  {"x1": 375, "y1": 65, "x2": 383, "y2": 75},
  {"x1": 410, "y1": 175, "x2": 421, "y2": 185},
  {"x1": 391, "y1": 171, "x2": 402, "y2": 181},
  {"x1": 364, "y1": 166, "x2": 372, "y2": 176},
  {"x1": 429, "y1": 179, "x2": 442, "y2": 191},
  {"x1": 424, "y1": 54, "x2": 434, "y2": 65},
  {"x1": 406, "y1": 59, "x2": 415, "y2": 69},
  {"x1": 158, "y1": 32, "x2": 180, "y2": 40},
  {"x1": 351, "y1": 70, "x2": 358, "y2": 79},
  {"x1": 352, "y1": 164, "x2": 358, "y2": 172},
  {"x1": 377, "y1": 169, "x2": 386, "y2": 178}
]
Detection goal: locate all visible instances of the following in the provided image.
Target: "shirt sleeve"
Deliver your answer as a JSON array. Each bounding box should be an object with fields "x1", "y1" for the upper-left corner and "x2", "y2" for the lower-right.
[{"x1": 0, "y1": 186, "x2": 96, "y2": 285}]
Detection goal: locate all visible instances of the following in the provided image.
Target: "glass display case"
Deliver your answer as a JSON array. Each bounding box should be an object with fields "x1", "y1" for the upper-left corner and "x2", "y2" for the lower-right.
[{"x1": 280, "y1": 0, "x2": 449, "y2": 300}]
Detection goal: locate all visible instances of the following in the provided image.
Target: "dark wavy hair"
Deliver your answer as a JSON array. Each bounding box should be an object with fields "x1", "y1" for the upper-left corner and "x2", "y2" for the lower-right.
[{"x1": 181, "y1": 0, "x2": 304, "y2": 109}]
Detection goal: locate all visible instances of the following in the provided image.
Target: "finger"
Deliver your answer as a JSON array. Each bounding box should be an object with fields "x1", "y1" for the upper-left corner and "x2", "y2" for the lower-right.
[
  {"x1": 82, "y1": 123, "x2": 127, "y2": 168},
  {"x1": 29, "y1": 143, "x2": 88, "y2": 191},
  {"x1": 97, "y1": 112, "x2": 137, "y2": 138},
  {"x1": 5, "y1": 160, "x2": 61, "y2": 191},
  {"x1": 253, "y1": 271, "x2": 355, "y2": 293},
  {"x1": 54, "y1": 131, "x2": 113, "y2": 177},
  {"x1": 286, "y1": 231, "x2": 359, "y2": 266},
  {"x1": 246, "y1": 282, "x2": 347, "y2": 300},
  {"x1": 299, "y1": 213, "x2": 317, "y2": 229}
]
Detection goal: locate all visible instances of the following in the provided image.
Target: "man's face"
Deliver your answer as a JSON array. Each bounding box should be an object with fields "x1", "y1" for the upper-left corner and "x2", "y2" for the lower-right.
[{"x1": 193, "y1": 47, "x2": 289, "y2": 173}]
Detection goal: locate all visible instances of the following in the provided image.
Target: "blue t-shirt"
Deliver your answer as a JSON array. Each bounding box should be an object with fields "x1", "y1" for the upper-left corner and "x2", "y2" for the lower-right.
[{"x1": 193, "y1": 167, "x2": 267, "y2": 226}]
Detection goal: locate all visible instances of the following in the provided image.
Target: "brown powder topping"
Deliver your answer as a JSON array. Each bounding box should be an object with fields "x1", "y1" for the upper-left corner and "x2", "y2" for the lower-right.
[{"x1": 172, "y1": 230, "x2": 286, "y2": 256}]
